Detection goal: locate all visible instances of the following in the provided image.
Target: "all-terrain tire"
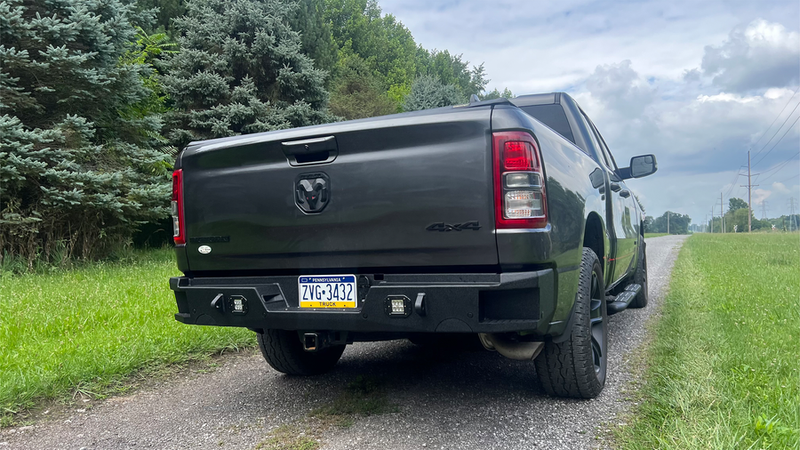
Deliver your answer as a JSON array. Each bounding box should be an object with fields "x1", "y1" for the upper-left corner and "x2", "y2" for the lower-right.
[
  {"x1": 256, "y1": 329, "x2": 346, "y2": 375},
  {"x1": 629, "y1": 240, "x2": 648, "y2": 308},
  {"x1": 534, "y1": 248, "x2": 607, "y2": 399}
]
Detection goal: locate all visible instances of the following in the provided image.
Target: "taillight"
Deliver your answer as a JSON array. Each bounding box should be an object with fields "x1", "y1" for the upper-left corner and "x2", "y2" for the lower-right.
[
  {"x1": 492, "y1": 131, "x2": 547, "y2": 229},
  {"x1": 171, "y1": 169, "x2": 186, "y2": 245}
]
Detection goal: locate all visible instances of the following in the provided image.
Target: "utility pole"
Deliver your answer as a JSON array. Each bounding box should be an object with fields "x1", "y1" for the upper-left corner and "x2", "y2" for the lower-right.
[
  {"x1": 790, "y1": 197, "x2": 797, "y2": 232},
  {"x1": 740, "y1": 151, "x2": 758, "y2": 232},
  {"x1": 710, "y1": 206, "x2": 715, "y2": 233},
  {"x1": 667, "y1": 211, "x2": 670, "y2": 234},
  {"x1": 720, "y1": 192, "x2": 724, "y2": 233},
  {"x1": 704, "y1": 214, "x2": 708, "y2": 233}
]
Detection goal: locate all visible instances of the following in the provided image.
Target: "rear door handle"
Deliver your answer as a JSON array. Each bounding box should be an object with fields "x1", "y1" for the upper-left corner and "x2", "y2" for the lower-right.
[{"x1": 610, "y1": 182, "x2": 622, "y2": 192}]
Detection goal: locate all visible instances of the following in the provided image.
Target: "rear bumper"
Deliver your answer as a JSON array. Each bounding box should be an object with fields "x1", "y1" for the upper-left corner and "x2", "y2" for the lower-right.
[{"x1": 170, "y1": 270, "x2": 556, "y2": 335}]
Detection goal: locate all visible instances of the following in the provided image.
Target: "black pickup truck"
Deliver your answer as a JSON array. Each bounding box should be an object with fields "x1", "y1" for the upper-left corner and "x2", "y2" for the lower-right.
[{"x1": 169, "y1": 93, "x2": 657, "y2": 399}]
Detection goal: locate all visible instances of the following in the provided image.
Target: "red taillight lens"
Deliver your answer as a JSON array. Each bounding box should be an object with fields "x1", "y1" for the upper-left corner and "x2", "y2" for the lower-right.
[
  {"x1": 171, "y1": 169, "x2": 185, "y2": 245},
  {"x1": 493, "y1": 132, "x2": 547, "y2": 229},
  {"x1": 502, "y1": 140, "x2": 537, "y2": 170}
]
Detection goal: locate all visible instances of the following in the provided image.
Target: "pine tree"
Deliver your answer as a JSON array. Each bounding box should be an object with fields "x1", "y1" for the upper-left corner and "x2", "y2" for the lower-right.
[
  {"x1": 161, "y1": 0, "x2": 335, "y2": 148},
  {"x1": 0, "y1": 0, "x2": 173, "y2": 265},
  {"x1": 402, "y1": 75, "x2": 463, "y2": 111},
  {"x1": 289, "y1": 0, "x2": 337, "y2": 75}
]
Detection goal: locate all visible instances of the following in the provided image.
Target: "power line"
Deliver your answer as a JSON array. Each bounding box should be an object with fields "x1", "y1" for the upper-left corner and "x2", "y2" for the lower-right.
[
  {"x1": 751, "y1": 86, "x2": 800, "y2": 157},
  {"x1": 751, "y1": 98, "x2": 800, "y2": 162},
  {"x1": 724, "y1": 167, "x2": 746, "y2": 198},
  {"x1": 724, "y1": 174, "x2": 740, "y2": 198},
  {"x1": 757, "y1": 151, "x2": 800, "y2": 184},
  {"x1": 779, "y1": 173, "x2": 799, "y2": 184},
  {"x1": 752, "y1": 113, "x2": 800, "y2": 168}
]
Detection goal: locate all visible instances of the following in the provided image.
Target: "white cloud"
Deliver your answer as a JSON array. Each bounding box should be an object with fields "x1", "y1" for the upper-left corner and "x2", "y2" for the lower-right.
[
  {"x1": 585, "y1": 60, "x2": 656, "y2": 115},
  {"x1": 375, "y1": 0, "x2": 800, "y2": 221},
  {"x1": 700, "y1": 19, "x2": 800, "y2": 92},
  {"x1": 753, "y1": 188, "x2": 772, "y2": 205},
  {"x1": 574, "y1": 59, "x2": 799, "y2": 220},
  {"x1": 773, "y1": 182, "x2": 791, "y2": 194},
  {"x1": 696, "y1": 93, "x2": 759, "y2": 103}
]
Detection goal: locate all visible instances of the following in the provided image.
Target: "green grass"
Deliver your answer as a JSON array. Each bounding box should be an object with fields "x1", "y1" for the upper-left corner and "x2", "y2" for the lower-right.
[
  {"x1": 255, "y1": 424, "x2": 320, "y2": 450},
  {"x1": 0, "y1": 249, "x2": 255, "y2": 419},
  {"x1": 644, "y1": 233, "x2": 670, "y2": 238},
  {"x1": 256, "y1": 376, "x2": 396, "y2": 450},
  {"x1": 616, "y1": 233, "x2": 800, "y2": 449},
  {"x1": 310, "y1": 375, "x2": 396, "y2": 425}
]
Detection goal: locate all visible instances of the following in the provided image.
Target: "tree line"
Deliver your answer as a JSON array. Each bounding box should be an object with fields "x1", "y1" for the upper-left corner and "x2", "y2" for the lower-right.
[
  {"x1": 643, "y1": 211, "x2": 692, "y2": 235},
  {"x1": 706, "y1": 198, "x2": 797, "y2": 232},
  {"x1": 642, "y1": 197, "x2": 797, "y2": 235},
  {"x1": 0, "y1": 0, "x2": 512, "y2": 267}
]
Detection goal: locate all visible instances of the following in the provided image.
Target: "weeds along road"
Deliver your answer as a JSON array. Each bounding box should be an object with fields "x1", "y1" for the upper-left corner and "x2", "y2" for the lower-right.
[{"x1": 3, "y1": 235, "x2": 688, "y2": 450}]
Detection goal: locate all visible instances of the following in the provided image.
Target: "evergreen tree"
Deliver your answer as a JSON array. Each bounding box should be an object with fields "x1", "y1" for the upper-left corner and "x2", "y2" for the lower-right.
[
  {"x1": 415, "y1": 48, "x2": 488, "y2": 99},
  {"x1": 161, "y1": 0, "x2": 335, "y2": 148},
  {"x1": 328, "y1": 52, "x2": 396, "y2": 119},
  {"x1": 135, "y1": 0, "x2": 186, "y2": 34},
  {"x1": 0, "y1": 0, "x2": 173, "y2": 264},
  {"x1": 324, "y1": 0, "x2": 417, "y2": 106},
  {"x1": 479, "y1": 87, "x2": 514, "y2": 101},
  {"x1": 403, "y1": 75, "x2": 463, "y2": 111},
  {"x1": 290, "y1": 0, "x2": 338, "y2": 75}
]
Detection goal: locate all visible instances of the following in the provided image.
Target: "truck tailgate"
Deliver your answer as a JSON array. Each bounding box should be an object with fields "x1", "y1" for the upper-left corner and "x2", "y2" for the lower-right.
[{"x1": 179, "y1": 107, "x2": 498, "y2": 272}]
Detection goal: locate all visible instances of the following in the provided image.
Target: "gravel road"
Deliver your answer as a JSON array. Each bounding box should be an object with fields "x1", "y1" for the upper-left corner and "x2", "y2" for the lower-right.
[{"x1": 2, "y1": 235, "x2": 687, "y2": 450}]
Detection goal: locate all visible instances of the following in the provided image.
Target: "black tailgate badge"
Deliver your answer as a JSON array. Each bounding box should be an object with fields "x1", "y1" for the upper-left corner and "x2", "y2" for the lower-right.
[
  {"x1": 426, "y1": 221, "x2": 481, "y2": 232},
  {"x1": 296, "y1": 173, "x2": 329, "y2": 213}
]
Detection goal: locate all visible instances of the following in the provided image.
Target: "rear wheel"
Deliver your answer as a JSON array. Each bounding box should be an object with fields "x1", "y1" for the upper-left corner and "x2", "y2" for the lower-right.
[
  {"x1": 256, "y1": 329, "x2": 345, "y2": 375},
  {"x1": 535, "y1": 248, "x2": 607, "y2": 399},
  {"x1": 629, "y1": 240, "x2": 648, "y2": 308}
]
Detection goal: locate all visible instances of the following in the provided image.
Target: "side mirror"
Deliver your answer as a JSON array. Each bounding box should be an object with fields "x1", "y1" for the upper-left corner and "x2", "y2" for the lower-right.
[{"x1": 621, "y1": 154, "x2": 657, "y2": 179}]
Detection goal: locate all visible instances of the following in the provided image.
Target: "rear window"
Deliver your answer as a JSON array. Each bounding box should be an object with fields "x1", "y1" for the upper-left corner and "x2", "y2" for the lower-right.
[{"x1": 519, "y1": 105, "x2": 575, "y2": 144}]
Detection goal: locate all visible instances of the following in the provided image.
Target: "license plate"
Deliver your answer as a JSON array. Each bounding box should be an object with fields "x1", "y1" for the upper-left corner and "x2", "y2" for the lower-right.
[{"x1": 298, "y1": 275, "x2": 357, "y2": 308}]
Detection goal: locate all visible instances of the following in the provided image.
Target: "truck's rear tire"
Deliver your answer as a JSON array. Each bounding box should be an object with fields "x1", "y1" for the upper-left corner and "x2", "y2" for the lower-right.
[
  {"x1": 535, "y1": 248, "x2": 607, "y2": 399},
  {"x1": 628, "y1": 240, "x2": 648, "y2": 308},
  {"x1": 256, "y1": 329, "x2": 345, "y2": 375}
]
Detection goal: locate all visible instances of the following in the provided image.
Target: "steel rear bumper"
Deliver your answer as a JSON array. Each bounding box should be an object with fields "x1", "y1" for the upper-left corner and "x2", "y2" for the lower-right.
[{"x1": 170, "y1": 270, "x2": 555, "y2": 335}]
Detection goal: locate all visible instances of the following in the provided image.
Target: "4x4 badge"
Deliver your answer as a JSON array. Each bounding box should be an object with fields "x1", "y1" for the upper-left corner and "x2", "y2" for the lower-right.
[
  {"x1": 295, "y1": 173, "x2": 330, "y2": 213},
  {"x1": 426, "y1": 221, "x2": 481, "y2": 232}
]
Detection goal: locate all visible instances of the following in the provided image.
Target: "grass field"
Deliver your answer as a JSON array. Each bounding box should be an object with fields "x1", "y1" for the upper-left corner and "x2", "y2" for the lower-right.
[
  {"x1": 617, "y1": 233, "x2": 800, "y2": 449},
  {"x1": 0, "y1": 249, "x2": 255, "y2": 423},
  {"x1": 644, "y1": 233, "x2": 670, "y2": 238}
]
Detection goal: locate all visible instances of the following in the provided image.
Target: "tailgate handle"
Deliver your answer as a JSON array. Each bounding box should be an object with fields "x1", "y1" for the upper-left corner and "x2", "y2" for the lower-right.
[{"x1": 282, "y1": 136, "x2": 338, "y2": 166}]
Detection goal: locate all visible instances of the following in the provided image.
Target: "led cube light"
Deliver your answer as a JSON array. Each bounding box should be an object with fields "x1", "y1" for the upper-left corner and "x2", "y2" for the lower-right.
[
  {"x1": 385, "y1": 295, "x2": 411, "y2": 317},
  {"x1": 390, "y1": 299, "x2": 405, "y2": 315}
]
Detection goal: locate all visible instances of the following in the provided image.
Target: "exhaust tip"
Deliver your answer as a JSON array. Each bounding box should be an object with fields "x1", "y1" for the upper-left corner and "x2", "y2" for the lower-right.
[{"x1": 479, "y1": 333, "x2": 544, "y2": 360}]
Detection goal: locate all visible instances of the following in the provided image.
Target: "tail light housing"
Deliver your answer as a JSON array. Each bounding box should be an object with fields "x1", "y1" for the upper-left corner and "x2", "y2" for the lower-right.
[
  {"x1": 171, "y1": 169, "x2": 186, "y2": 245},
  {"x1": 492, "y1": 131, "x2": 547, "y2": 229}
]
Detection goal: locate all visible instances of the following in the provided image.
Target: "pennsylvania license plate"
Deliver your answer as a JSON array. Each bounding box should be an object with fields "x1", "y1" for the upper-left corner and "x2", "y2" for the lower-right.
[{"x1": 298, "y1": 275, "x2": 358, "y2": 308}]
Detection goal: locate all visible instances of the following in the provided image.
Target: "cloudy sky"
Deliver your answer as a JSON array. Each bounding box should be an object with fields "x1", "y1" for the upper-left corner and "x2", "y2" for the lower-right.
[{"x1": 380, "y1": 0, "x2": 800, "y2": 226}]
